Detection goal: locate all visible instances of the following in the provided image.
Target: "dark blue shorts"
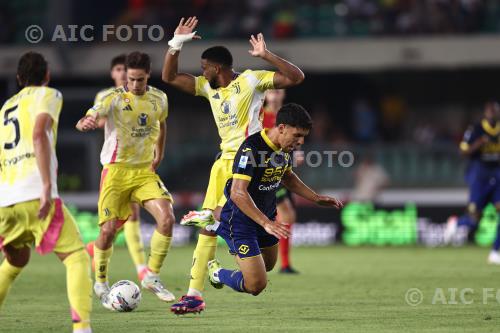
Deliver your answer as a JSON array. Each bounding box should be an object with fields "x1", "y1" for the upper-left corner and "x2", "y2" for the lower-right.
[
  {"x1": 217, "y1": 210, "x2": 279, "y2": 259},
  {"x1": 467, "y1": 164, "x2": 500, "y2": 212}
]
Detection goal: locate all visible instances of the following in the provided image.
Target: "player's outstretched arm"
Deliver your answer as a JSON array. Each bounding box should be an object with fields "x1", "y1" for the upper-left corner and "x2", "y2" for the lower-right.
[
  {"x1": 231, "y1": 178, "x2": 290, "y2": 239},
  {"x1": 281, "y1": 170, "x2": 343, "y2": 209},
  {"x1": 248, "y1": 33, "x2": 305, "y2": 89},
  {"x1": 33, "y1": 113, "x2": 54, "y2": 219},
  {"x1": 161, "y1": 16, "x2": 201, "y2": 95}
]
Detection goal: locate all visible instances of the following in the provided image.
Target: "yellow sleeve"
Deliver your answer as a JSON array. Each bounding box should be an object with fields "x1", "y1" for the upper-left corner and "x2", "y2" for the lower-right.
[
  {"x1": 86, "y1": 90, "x2": 116, "y2": 118},
  {"x1": 36, "y1": 88, "x2": 63, "y2": 121},
  {"x1": 253, "y1": 70, "x2": 275, "y2": 92},
  {"x1": 459, "y1": 141, "x2": 470, "y2": 151},
  {"x1": 195, "y1": 76, "x2": 209, "y2": 98},
  {"x1": 160, "y1": 94, "x2": 169, "y2": 121}
]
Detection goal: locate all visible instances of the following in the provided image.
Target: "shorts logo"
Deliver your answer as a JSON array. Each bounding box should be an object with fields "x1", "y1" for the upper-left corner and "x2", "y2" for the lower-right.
[
  {"x1": 137, "y1": 113, "x2": 148, "y2": 126},
  {"x1": 238, "y1": 244, "x2": 250, "y2": 255},
  {"x1": 238, "y1": 155, "x2": 249, "y2": 168}
]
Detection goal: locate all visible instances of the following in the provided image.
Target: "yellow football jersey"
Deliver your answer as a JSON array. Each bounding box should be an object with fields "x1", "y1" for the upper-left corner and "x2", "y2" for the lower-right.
[
  {"x1": 0, "y1": 86, "x2": 62, "y2": 207},
  {"x1": 195, "y1": 69, "x2": 275, "y2": 159},
  {"x1": 86, "y1": 85, "x2": 168, "y2": 166},
  {"x1": 94, "y1": 86, "x2": 114, "y2": 105}
]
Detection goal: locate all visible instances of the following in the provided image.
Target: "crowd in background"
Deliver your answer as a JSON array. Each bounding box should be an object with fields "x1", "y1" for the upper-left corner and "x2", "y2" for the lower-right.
[{"x1": 0, "y1": 0, "x2": 498, "y2": 43}]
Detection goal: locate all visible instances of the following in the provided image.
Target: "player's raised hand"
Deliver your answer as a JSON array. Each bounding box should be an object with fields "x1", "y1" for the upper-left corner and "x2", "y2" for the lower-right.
[
  {"x1": 248, "y1": 33, "x2": 268, "y2": 58},
  {"x1": 174, "y1": 16, "x2": 201, "y2": 39},
  {"x1": 315, "y1": 195, "x2": 344, "y2": 209},
  {"x1": 38, "y1": 186, "x2": 52, "y2": 219},
  {"x1": 264, "y1": 219, "x2": 290, "y2": 239}
]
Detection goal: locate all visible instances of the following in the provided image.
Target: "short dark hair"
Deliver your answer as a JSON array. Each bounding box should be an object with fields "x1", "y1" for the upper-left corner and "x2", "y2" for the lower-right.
[
  {"x1": 17, "y1": 51, "x2": 47, "y2": 87},
  {"x1": 125, "y1": 51, "x2": 151, "y2": 72},
  {"x1": 110, "y1": 54, "x2": 126, "y2": 70},
  {"x1": 201, "y1": 46, "x2": 233, "y2": 67},
  {"x1": 276, "y1": 103, "x2": 313, "y2": 130}
]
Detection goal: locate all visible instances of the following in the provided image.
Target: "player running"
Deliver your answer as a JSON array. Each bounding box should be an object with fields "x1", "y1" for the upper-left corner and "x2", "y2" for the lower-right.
[
  {"x1": 162, "y1": 16, "x2": 305, "y2": 314},
  {"x1": 0, "y1": 52, "x2": 92, "y2": 333},
  {"x1": 190, "y1": 103, "x2": 342, "y2": 296},
  {"x1": 76, "y1": 52, "x2": 176, "y2": 308},
  {"x1": 86, "y1": 54, "x2": 148, "y2": 281},
  {"x1": 262, "y1": 89, "x2": 303, "y2": 273},
  {"x1": 448, "y1": 101, "x2": 500, "y2": 263}
]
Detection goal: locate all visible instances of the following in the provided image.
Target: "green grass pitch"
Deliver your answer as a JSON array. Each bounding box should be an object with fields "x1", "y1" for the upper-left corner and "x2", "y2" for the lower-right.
[{"x1": 2, "y1": 245, "x2": 500, "y2": 332}]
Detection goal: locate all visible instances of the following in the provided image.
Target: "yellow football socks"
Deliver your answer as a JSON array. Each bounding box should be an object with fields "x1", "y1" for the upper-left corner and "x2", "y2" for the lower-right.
[
  {"x1": 94, "y1": 245, "x2": 113, "y2": 283},
  {"x1": 0, "y1": 260, "x2": 23, "y2": 310},
  {"x1": 188, "y1": 234, "x2": 217, "y2": 294},
  {"x1": 63, "y1": 249, "x2": 92, "y2": 331},
  {"x1": 147, "y1": 230, "x2": 172, "y2": 274},
  {"x1": 124, "y1": 220, "x2": 146, "y2": 271}
]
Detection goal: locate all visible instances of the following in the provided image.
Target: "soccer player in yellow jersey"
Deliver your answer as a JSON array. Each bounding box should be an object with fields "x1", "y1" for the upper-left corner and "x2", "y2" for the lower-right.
[
  {"x1": 76, "y1": 52, "x2": 176, "y2": 308},
  {"x1": 86, "y1": 54, "x2": 148, "y2": 281},
  {"x1": 0, "y1": 52, "x2": 92, "y2": 333},
  {"x1": 162, "y1": 16, "x2": 305, "y2": 314}
]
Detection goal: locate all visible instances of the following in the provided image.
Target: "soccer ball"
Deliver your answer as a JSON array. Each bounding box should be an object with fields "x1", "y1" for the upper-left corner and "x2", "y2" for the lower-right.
[{"x1": 108, "y1": 280, "x2": 141, "y2": 312}]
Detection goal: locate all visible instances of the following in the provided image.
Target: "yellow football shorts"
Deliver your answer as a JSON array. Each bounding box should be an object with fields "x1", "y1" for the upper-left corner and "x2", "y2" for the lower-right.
[
  {"x1": 202, "y1": 158, "x2": 234, "y2": 210},
  {"x1": 98, "y1": 164, "x2": 173, "y2": 225},
  {"x1": 0, "y1": 198, "x2": 84, "y2": 255}
]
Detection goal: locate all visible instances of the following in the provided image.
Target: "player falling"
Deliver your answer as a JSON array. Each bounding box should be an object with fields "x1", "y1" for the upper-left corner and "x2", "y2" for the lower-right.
[
  {"x1": 0, "y1": 52, "x2": 92, "y2": 333},
  {"x1": 262, "y1": 89, "x2": 303, "y2": 273},
  {"x1": 85, "y1": 54, "x2": 148, "y2": 281},
  {"x1": 188, "y1": 104, "x2": 342, "y2": 296},
  {"x1": 76, "y1": 52, "x2": 176, "y2": 309},
  {"x1": 448, "y1": 101, "x2": 500, "y2": 263},
  {"x1": 162, "y1": 16, "x2": 305, "y2": 314}
]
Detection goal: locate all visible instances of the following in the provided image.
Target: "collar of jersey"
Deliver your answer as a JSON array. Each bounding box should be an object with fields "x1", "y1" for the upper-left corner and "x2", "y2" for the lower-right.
[
  {"x1": 481, "y1": 119, "x2": 500, "y2": 136},
  {"x1": 260, "y1": 129, "x2": 281, "y2": 152}
]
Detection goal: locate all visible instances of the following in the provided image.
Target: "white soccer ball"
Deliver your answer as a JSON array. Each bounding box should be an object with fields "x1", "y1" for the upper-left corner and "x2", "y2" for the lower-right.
[{"x1": 108, "y1": 280, "x2": 141, "y2": 312}]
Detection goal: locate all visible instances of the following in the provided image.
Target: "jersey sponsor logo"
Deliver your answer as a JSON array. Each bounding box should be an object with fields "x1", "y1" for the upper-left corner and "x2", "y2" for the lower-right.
[
  {"x1": 258, "y1": 182, "x2": 281, "y2": 191},
  {"x1": 222, "y1": 101, "x2": 231, "y2": 114},
  {"x1": 137, "y1": 113, "x2": 148, "y2": 126},
  {"x1": 238, "y1": 244, "x2": 250, "y2": 255},
  {"x1": 261, "y1": 166, "x2": 287, "y2": 182},
  {"x1": 104, "y1": 208, "x2": 110, "y2": 217},
  {"x1": 123, "y1": 104, "x2": 133, "y2": 111},
  {"x1": 238, "y1": 155, "x2": 249, "y2": 168},
  {"x1": 212, "y1": 93, "x2": 220, "y2": 99}
]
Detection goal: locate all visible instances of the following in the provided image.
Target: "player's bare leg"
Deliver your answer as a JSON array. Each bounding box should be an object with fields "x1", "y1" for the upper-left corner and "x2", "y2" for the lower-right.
[
  {"x1": 0, "y1": 245, "x2": 30, "y2": 309},
  {"x1": 277, "y1": 198, "x2": 298, "y2": 273},
  {"x1": 141, "y1": 198, "x2": 175, "y2": 302}
]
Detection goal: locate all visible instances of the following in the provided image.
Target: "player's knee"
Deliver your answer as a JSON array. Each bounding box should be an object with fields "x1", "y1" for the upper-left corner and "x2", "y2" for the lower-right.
[
  {"x1": 156, "y1": 211, "x2": 175, "y2": 231},
  {"x1": 265, "y1": 261, "x2": 276, "y2": 272},
  {"x1": 246, "y1": 279, "x2": 267, "y2": 295},
  {"x1": 100, "y1": 223, "x2": 117, "y2": 241}
]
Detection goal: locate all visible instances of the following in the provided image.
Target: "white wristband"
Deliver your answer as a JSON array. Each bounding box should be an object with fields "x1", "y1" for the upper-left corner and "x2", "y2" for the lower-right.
[{"x1": 167, "y1": 32, "x2": 197, "y2": 51}]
